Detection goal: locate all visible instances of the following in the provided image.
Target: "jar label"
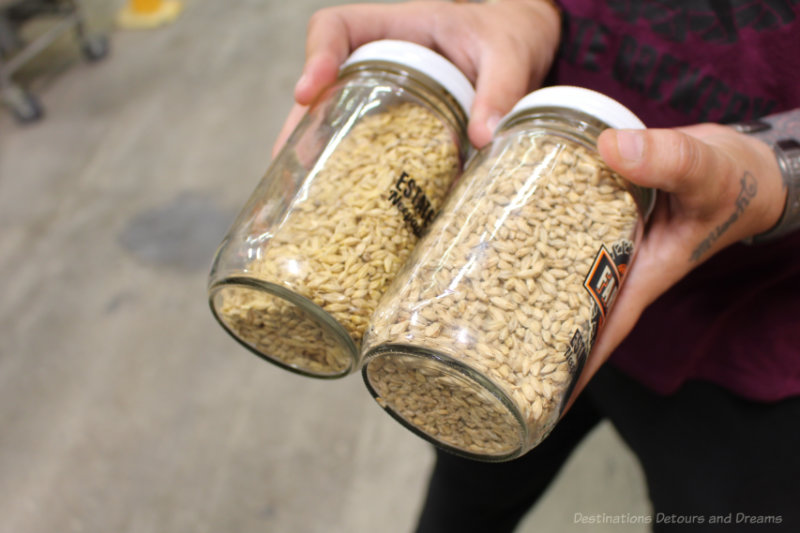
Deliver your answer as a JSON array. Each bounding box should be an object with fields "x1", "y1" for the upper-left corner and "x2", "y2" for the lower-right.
[
  {"x1": 560, "y1": 328, "x2": 589, "y2": 414},
  {"x1": 387, "y1": 171, "x2": 437, "y2": 237},
  {"x1": 570, "y1": 239, "x2": 634, "y2": 358},
  {"x1": 584, "y1": 245, "x2": 622, "y2": 324},
  {"x1": 565, "y1": 329, "x2": 588, "y2": 376},
  {"x1": 560, "y1": 239, "x2": 634, "y2": 414}
]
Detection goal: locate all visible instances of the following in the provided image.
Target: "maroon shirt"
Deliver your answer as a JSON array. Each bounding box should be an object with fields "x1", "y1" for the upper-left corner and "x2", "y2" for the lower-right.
[{"x1": 551, "y1": 0, "x2": 800, "y2": 401}]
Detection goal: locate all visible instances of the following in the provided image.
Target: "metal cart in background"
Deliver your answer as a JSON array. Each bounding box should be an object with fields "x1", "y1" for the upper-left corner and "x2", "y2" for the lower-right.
[{"x1": 0, "y1": 0, "x2": 108, "y2": 123}]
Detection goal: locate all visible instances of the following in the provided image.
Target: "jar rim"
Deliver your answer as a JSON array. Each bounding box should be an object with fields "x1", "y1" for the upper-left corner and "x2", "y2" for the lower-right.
[
  {"x1": 342, "y1": 40, "x2": 475, "y2": 118},
  {"x1": 208, "y1": 276, "x2": 358, "y2": 379},
  {"x1": 497, "y1": 85, "x2": 645, "y2": 133},
  {"x1": 362, "y1": 344, "x2": 528, "y2": 462}
]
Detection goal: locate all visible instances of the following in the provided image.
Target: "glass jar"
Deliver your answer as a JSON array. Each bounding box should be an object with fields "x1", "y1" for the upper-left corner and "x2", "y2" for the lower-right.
[
  {"x1": 361, "y1": 86, "x2": 656, "y2": 460},
  {"x1": 208, "y1": 40, "x2": 474, "y2": 379}
]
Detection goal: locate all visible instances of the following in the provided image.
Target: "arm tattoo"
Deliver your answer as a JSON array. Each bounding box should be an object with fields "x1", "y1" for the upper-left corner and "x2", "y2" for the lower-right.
[{"x1": 690, "y1": 171, "x2": 758, "y2": 262}]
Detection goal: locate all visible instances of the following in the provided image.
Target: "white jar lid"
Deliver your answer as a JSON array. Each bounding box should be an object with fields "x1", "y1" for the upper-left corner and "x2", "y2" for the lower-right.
[
  {"x1": 342, "y1": 40, "x2": 475, "y2": 118},
  {"x1": 497, "y1": 85, "x2": 645, "y2": 131}
]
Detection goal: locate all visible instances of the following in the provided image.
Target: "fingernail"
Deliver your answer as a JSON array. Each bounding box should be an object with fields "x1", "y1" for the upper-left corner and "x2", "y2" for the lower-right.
[
  {"x1": 616, "y1": 129, "x2": 644, "y2": 162},
  {"x1": 295, "y1": 71, "x2": 310, "y2": 93},
  {"x1": 486, "y1": 113, "x2": 502, "y2": 135}
]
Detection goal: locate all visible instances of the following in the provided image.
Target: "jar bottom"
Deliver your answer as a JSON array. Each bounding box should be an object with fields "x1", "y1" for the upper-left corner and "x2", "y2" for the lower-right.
[
  {"x1": 209, "y1": 277, "x2": 357, "y2": 378},
  {"x1": 362, "y1": 347, "x2": 526, "y2": 461}
]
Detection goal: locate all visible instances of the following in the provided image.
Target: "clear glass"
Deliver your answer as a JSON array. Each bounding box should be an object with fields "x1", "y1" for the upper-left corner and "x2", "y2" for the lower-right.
[
  {"x1": 361, "y1": 108, "x2": 655, "y2": 460},
  {"x1": 208, "y1": 64, "x2": 470, "y2": 379}
]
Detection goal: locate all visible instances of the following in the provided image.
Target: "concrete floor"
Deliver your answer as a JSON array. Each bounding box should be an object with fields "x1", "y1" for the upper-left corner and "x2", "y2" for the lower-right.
[{"x1": 0, "y1": 1, "x2": 651, "y2": 531}]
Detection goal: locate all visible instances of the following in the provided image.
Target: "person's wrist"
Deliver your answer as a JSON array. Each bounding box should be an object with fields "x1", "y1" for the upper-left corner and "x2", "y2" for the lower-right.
[
  {"x1": 732, "y1": 120, "x2": 800, "y2": 244},
  {"x1": 754, "y1": 139, "x2": 800, "y2": 242}
]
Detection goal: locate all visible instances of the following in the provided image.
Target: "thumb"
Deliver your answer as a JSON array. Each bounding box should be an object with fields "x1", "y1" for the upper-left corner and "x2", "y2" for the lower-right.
[{"x1": 597, "y1": 127, "x2": 733, "y2": 199}]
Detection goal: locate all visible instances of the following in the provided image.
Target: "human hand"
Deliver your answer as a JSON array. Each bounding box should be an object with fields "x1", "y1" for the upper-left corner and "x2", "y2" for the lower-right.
[
  {"x1": 565, "y1": 124, "x2": 787, "y2": 407},
  {"x1": 272, "y1": 0, "x2": 561, "y2": 156}
]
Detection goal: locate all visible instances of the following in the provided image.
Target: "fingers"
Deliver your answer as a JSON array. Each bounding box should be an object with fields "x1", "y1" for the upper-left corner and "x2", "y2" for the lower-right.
[
  {"x1": 466, "y1": 1, "x2": 561, "y2": 147},
  {"x1": 296, "y1": 1, "x2": 562, "y2": 149},
  {"x1": 469, "y1": 41, "x2": 532, "y2": 147},
  {"x1": 295, "y1": 9, "x2": 351, "y2": 105},
  {"x1": 297, "y1": 4, "x2": 439, "y2": 106}
]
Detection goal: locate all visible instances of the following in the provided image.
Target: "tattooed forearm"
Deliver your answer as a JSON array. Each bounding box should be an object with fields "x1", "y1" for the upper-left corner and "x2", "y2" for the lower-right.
[{"x1": 690, "y1": 172, "x2": 758, "y2": 262}]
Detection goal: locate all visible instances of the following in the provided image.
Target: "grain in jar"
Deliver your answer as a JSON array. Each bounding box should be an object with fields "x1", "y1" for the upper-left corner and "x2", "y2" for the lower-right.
[
  {"x1": 361, "y1": 86, "x2": 656, "y2": 460},
  {"x1": 208, "y1": 41, "x2": 474, "y2": 378}
]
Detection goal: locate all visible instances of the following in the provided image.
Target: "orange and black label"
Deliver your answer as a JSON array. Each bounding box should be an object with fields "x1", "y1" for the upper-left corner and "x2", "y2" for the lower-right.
[
  {"x1": 584, "y1": 245, "x2": 623, "y2": 325},
  {"x1": 559, "y1": 240, "x2": 633, "y2": 415},
  {"x1": 559, "y1": 241, "x2": 633, "y2": 415}
]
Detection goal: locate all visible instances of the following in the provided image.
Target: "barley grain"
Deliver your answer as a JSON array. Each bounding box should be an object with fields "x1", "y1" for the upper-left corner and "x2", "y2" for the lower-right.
[
  {"x1": 216, "y1": 102, "x2": 460, "y2": 375},
  {"x1": 363, "y1": 131, "x2": 642, "y2": 457}
]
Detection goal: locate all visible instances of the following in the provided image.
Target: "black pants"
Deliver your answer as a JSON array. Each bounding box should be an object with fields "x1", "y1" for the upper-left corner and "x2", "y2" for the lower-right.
[{"x1": 415, "y1": 366, "x2": 800, "y2": 532}]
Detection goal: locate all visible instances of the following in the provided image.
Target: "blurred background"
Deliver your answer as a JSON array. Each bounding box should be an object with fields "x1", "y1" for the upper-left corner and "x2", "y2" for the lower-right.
[{"x1": 0, "y1": 1, "x2": 651, "y2": 531}]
